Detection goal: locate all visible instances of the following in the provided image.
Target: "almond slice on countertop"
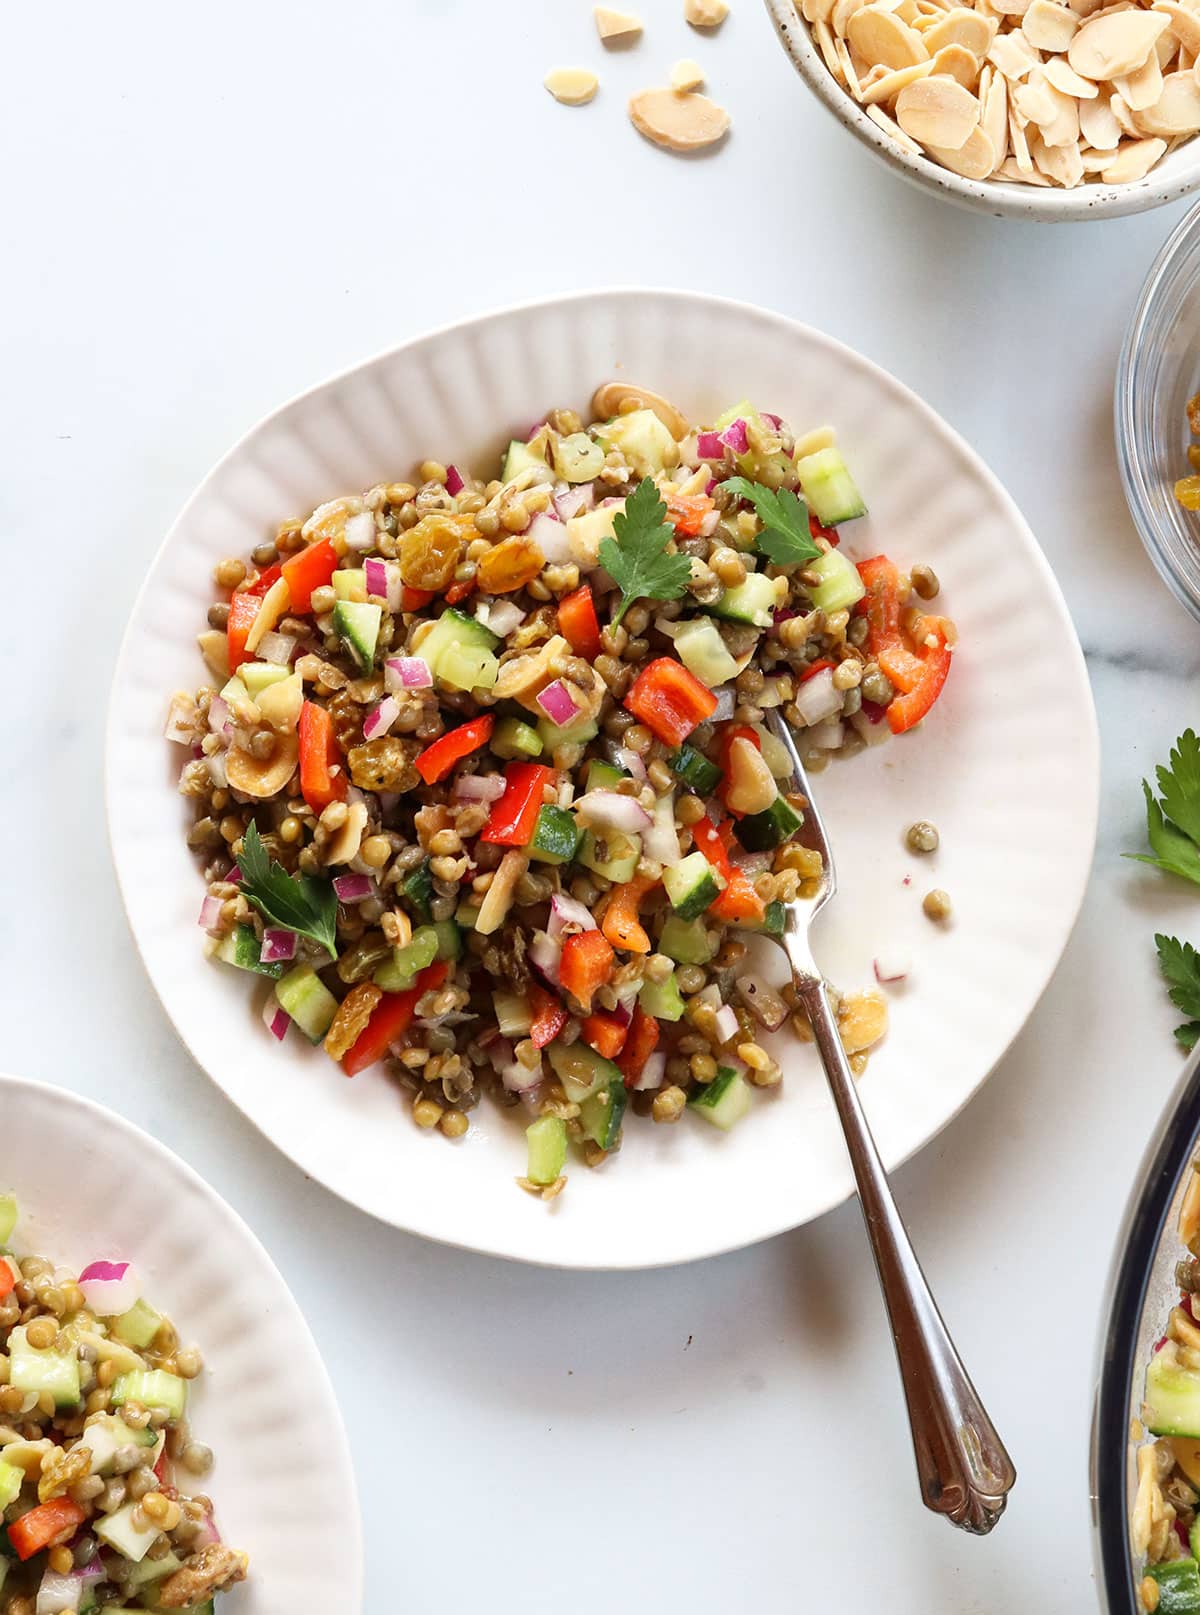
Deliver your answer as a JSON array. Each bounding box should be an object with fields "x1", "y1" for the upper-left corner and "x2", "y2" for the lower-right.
[
  {"x1": 922, "y1": 7, "x2": 996, "y2": 51},
  {"x1": 594, "y1": 6, "x2": 644, "y2": 41},
  {"x1": 933, "y1": 41, "x2": 985, "y2": 81},
  {"x1": 924, "y1": 121, "x2": 998, "y2": 170},
  {"x1": 847, "y1": 5, "x2": 931, "y2": 65},
  {"x1": 670, "y1": 57, "x2": 706, "y2": 90},
  {"x1": 1115, "y1": 49, "x2": 1165, "y2": 105},
  {"x1": 684, "y1": 0, "x2": 730, "y2": 25},
  {"x1": 865, "y1": 98, "x2": 927, "y2": 150},
  {"x1": 1022, "y1": 0, "x2": 1080, "y2": 46},
  {"x1": 1079, "y1": 84, "x2": 1125, "y2": 138},
  {"x1": 1155, "y1": 0, "x2": 1200, "y2": 54},
  {"x1": 1134, "y1": 65, "x2": 1200, "y2": 128},
  {"x1": 1043, "y1": 54, "x2": 1100, "y2": 92},
  {"x1": 544, "y1": 67, "x2": 600, "y2": 104},
  {"x1": 1030, "y1": 123, "x2": 1087, "y2": 175},
  {"x1": 988, "y1": 29, "x2": 1042, "y2": 77},
  {"x1": 1068, "y1": 7, "x2": 1169, "y2": 77},
  {"x1": 857, "y1": 56, "x2": 936, "y2": 99},
  {"x1": 627, "y1": 86, "x2": 732, "y2": 149},
  {"x1": 895, "y1": 72, "x2": 982, "y2": 141},
  {"x1": 1100, "y1": 131, "x2": 1169, "y2": 173}
]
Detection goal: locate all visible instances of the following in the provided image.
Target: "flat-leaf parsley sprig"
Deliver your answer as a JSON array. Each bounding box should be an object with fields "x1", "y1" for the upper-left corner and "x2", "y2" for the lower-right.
[
  {"x1": 720, "y1": 476, "x2": 822, "y2": 568},
  {"x1": 599, "y1": 478, "x2": 693, "y2": 629},
  {"x1": 1125, "y1": 730, "x2": 1200, "y2": 1048},
  {"x1": 238, "y1": 821, "x2": 338, "y2": 958}
]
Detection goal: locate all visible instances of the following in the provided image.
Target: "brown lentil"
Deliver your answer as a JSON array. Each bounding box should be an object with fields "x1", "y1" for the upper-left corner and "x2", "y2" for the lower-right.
[{"x1": 923, "y1": 888, "x2": 952, "y2": 922}]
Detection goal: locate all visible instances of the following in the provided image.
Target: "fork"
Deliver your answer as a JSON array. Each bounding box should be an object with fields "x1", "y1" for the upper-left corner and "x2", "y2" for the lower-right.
[{"x1": 765, "y1": 709, "x2": 1017, "y2": 1535}]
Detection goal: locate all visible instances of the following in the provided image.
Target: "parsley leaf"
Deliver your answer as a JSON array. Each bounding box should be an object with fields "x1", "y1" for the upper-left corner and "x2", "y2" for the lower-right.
[
  {"x1": 1156, "y1": 935, "x2": 1200, "y2": 1049},
  {"x1": 721, "y1": 476, "x2": 822, "y2": 567},
  {"x1": 1126, "y1": 774, "x2": 1200, "y2": 887},
  {"x1": 238, "y1": 821, "x2": 339, "y2": 959},
  {"x1": 1177, "y1": 1021, "x2": 1200, "y2": 1051},
  {"x1": 599, "y1": 478, "x2": 693, "y2": 629}
]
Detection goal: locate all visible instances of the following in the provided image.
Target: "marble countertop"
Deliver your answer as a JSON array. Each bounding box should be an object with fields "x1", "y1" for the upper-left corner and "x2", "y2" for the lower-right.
[{"x1": 4, "y1": 0, "x2": 1200, "y2": 1608}]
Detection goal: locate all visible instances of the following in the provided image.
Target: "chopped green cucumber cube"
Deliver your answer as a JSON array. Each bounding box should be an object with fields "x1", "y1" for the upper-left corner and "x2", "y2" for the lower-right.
[
  {"x1": 240, "y1": 661, "x2": 292, "y2": 697},
  {"x1": 374, "y1": 926, "x2": 439, "y2": 991},
  {"x1": 525, "y1": 1117, "x2": 568, "y2": 1186},
  {"x1": 0, "y1": 1193, "x2": 16, "y2": 1245},
  {"x1": 585, "y1": 759, "x2": 628, "y2": 792},
  {"x1": 275, "y1": 965, "x2": 338, "y2": 1044},
  {"x1": 492, "y1": 717, "x2": 543, "y2": 760},
  {"x1": 215, "y1": 923, "x2": 284, "y2": 979},
  {"x1": 667, "y1": 744, "x2": 721, "y2": 796},
  {"x1": 733, "y1": 796, "x2": 804, "y2": 853},
  {"x1": 673, "y1": 618, "x2": 739, "y2": 686},
  {"x1": 403, "y1": 860, "x2": 434, "y2": 923},
  {"x1": 639, "y1": 971, "x2": 686, "y2": 1022},
  {"x1": 330, "y1": 568, "x2": 367, "y2": 602},
  {"x1": 578, "y1": 828, "x2": 640, "y2": 885},
  {"x1": 331, "y1": 600, "x2": 381, "y2": 669},
  {"x1": 112, "y1": 1297, "x2": 163, "y2": 1349},
  {"x1": 708, "y1": 572, "x2": 783, "y2": 629},
  {"x1": 578, "y1": 1077, "x2": 627, "y2": 1151},
  {"x1": 111, "y1": 1368, "x2": 187, "y2": 1422},
  {"x1": 805, "y1": 547, "x2": 866, "y2": 614},
  {"x1": 528, "y1": 805, "x2": 580, "y2": 865},
  {"x1": 1147, "y1": 1558, "x2": 1200, "y2": 1614},
  {"x1": 1147, "y1": 1354, "x2": 1200, "y2": 1437},
  {"x1": 95, "y1": 1499, "x2": 163, "y2": 1563},
  {"x1": 795, "y1": 446, "x2": 867, "y2": 527},
  {"x1": 688, "y1": 1067, "x2": 753, "y2": 1130},
  {"x1": 662, "y1": 850, "x2": 724, "y2": 920},
  {"x1": 547, "y1": 1042, "x2": 621, "y2": 1105},
  {"x1": 657, "y1": 914, "x2": 716, "y2": 965},
  {"x1": 9, "y1": 1326, "x2": 81, "y2": 1406}
]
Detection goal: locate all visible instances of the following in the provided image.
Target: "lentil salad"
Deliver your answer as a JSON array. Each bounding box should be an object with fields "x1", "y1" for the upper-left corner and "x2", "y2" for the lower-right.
[
  {"x1": 164, "y1": 384, "x2": 955, "y2": 1195},
  {"x1": 0, "y1": 1195, "x2": 246, "y2": 1614}
]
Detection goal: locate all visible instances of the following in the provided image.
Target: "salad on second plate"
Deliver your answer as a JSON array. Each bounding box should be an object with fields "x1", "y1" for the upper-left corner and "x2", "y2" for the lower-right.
[{"x1": 165, "y1": 384, "x2": 955, "y2": 1197}]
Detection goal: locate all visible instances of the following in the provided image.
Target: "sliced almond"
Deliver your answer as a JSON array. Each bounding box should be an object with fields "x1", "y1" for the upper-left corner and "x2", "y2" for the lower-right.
[
  {"x1": 816, "y1": 15, "x2": 849, "y2": 76},
  {"x1": 544, "y1": 67, "x2": 600, "y2": 105},
  {"x1": 1079, "y1": 85, "x2": 1124, "y2": 140},
  {"x1": 1041, "y1": 75, "x2": 1083, "y2": 138},
  {"x1": 1023, "y1": 0, "x2": 1080, "y2": 46},
  {"x1": 896, "y1": 73, "x2": 981, "y2": 142},
  {"x1": 225, "y1": 733, "x2": 300, "y2": 800},
  {"x1": 1157, "y1": 25, "x2": 1182, "y2": 66},
  {"x1": 933, "y1": 41, "x2": 985, "y2": 81},
  {"x1": 591, "y1": 383, "x2": 690, "y2": 439},
  {"x1": 684, "y1": 0, "x2": 730, "y2": 23},
  {"x1": 835, "y1": 36, "x2": 866, "y2": 90},
  {"x1": 1068, "y1": 0, "x2": 1108, "y2": 16},
  {"x1": 865, "y1": 99, "x2": 927, "y2": 151},
  {"x1": 924, "y1": 120, "x2": 998, "y2": 170},
  {"x1": 1181, "y1": 41, "x2": 1197, "y2": 69},
  {"x1": 857, "y1": 56, "x2": 936, "y2": 97},
  {"x1": 1134, "y1": 65, "x2": 1200, "y2": 129},
  {"x1": 1014, "y1": 64, "x2": 1061, "y2": 119},
  {"x1": 627, "y1": 87, "x2": 731, "y2": 148},
  {"x1": 670, "y1": 57, "x2": 706, "y2": 90},
  {"x1": 847, "y1": 5, "x2": 930, "y2": 65},
  {"x1": 1111, "y1": 86, "x2": 1143, "y2": 130},
  {"x1": 1114, "y1": 50, "x2": 1165, "y2": 106},
  {"x1": 833, "y1": 0, "x2": 869, "y2": 36},
  {"x1": 923, "y1": 6, "x2": 995, "y2": 50},
  {"x1": 1154, "y1": 0, "x2": 1200, "y2": 54},
  {"x1": 1029, "y1": 124, "x2": 1086, "y2": 176},
  {"x1": 992, "y1": 0, "x2": 1034, "y2": 15},
  {"x1": 1100, "y1": 131, "x2": 1168, "y2": 174},
  {"x1": 988, "y1": 28, "x2": 1042, "y2": 76},
  {"x1": 982, "y1": 61, "x2": 1011, "y2": 152},
  {"x1": 1043, "y1": 53, "x2": 1100, "y2": 91},
  {"x1": 594, "y1": 6, "x2": 643, "y2": 41},
  {"x1": 1009, "y1": 99, "x2": 1036, "y2": 163},
  {"x1": 1068, "y1": 8, "x2": 1169, "y2": 78},
  {"x1": 996, "y1": 152, "x2": 1055, "y2": 175}
]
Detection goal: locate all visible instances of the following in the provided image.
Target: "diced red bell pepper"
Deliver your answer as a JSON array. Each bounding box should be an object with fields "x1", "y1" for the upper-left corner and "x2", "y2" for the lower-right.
[
  {"x1": 401, "y1": 586, "x2": 435, "y2": 612},
  {"x1": 445, "y1": 577, "x2": 475, "y2": 607},
  {"x1": 617, "y1": 1005, "x2": 660, "y2": 1088},
  {"x1": 691, "y1": 813, "x2": 765, "y2": 925},
  {"x1": 717, "y1": 724, "x2": 761, "y2": 816},
  {"x1": 857, "y1": 556, "x2": 902, "y2": 641},
  {"x1": 580, "y1": 1011, "x2": 629, "y2": 1061},
  {"x1": 243, "y1": 562, "x2": 283, "y2": 599},
  {"x1": 557, "y1": 584, "x2": 603, "y2": 660},
  {"x1": 0, "y1": 1256, "x2": 15, "y2": 1301},
  {"x1": 858, "y1": 557, "x2": 952, "y2": 734},
  {"x1": 799, "y1": 657, "x2": 835, "y2": 684},
  {"x1": 481, "y1": 762, "x2": 555, "y2": 847},
  {"x1": 665, "y1": 492, "x2": 716, "y2": 537},
  {"x1": 624, "y1": 658, "x2": 719, "y2": 748},
  {"x1": 281, "y1": 538, "x2": 337, "y2": 614},
  {"x1": 414, "y1": 715, "x2": 495, "y2": 786},
  {"x1": 342, "y1": 962, "x2": 449, "y2": 1077},
  {"x1": 529, "y1": 985, "x2": 568, "y2": 1049},
  {"x1": 298, "y1": 700, "x2": 347, "y2": 812},
  {"x1": 227, "y1": 590, "x2": 261, "y2": 674},
  {"x1": 559, "y1": 930, "x2": 615, "y2": 1013},
  {"x1": 809, "y1": 511, "x2": 840, "y2": 546},
  {"x1": 885, "y1": 620, "x2": 951, "y2": 735},
  {"x1": 8, "y1": 1497, "x2": 86, "y2": 1561}
]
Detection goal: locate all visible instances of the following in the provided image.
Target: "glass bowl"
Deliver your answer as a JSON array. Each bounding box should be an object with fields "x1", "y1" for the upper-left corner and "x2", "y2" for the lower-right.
[
  {"x1": 1117, "y1": 198, "x2": 1200, "y2": 625},
  {"x1": 1093, "y1": 1046, "x2": 1200, "y2": 1612}
]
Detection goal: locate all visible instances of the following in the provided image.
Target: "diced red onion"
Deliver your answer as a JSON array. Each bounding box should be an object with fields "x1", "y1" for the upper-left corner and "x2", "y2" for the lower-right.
[
  {"x1": 207, "y1": 695, "x2": 230, "y2": 733},
  {"x1": 573, "y1": 789, "x2": 653, "y2": 834},
  {"x1": 385, "y1": 656, "x2": 432, "y2": 693},
  {"x1": 874, "y1": 952, "x2": 910, "y2": 985},
  {"x1": 860, "y1": 699, "x2": 888, "y2": 726},
  {"x1": 554, "y1": 484, "x2": 594, "y2": 521},
  {"x1": 529, "y1": 929, "x2": 563, "y2": 988},
  {"x1": 548, "y1": 892, "x2": 598, "y2": 941},
  {"x1": 737, "y1": 974, "x2": 788, "y2": 1032},
  {"x1": 191, "y1": 1514, "x2": 223, "y2": 1550},
  {"x1": 611, "y1": 744, "x2": 648, "y2": 782},
  {"x1": 36, "y1": 1571, "x2": 85, "y2": 1614},
  {"x1": 806, "y1": 716, "x2": 845, "y2": 752},
  {"x1": 478, "y1": 599, "x2": 525, "y2": 638},
  {"x1": 227, "y1": 863, "x2": 242, "y2": 883},
  {"x1": 198, "y1": 895, "x2": 223, "y2": 930},
  {"x1": 771, "y1": 606, "x2": 799, "y2": 631},
  {"x1": 363, "y1": 695, "x2": 400, "y2": 741},
  {"x1": 696, "y1": 430, "x2": 725, "y2": 460},
  {"x1": 713, "y1": 1004, "x2": 740, "y2": 1044},
  {"x1": 705, "y1": 478, "x2": 718, "y2": 496},
  {"x1": 257, "y1": 630, "x2": 296, "y2": 665},
  {"x1": 206, "y1": 751, "x2": 228, "y2": 789},
  {"x1": 730, "y1": 848, "x2": 773, "y2": 877},
  {"x1": 78, "y1": 1261, "x2": 141, "y2": 1317},
  {"x1": 761, "y1": 412, "x2": 783, "y2": 431},
  {"x1": 628, "y1": 1049, "x2": 666, "y2": 1091},
  {"x1": 164, "y1": 694, "x2": 197, "y2": 745},
  {"x1": 653, "y1": 615, "x2": 683, "y2": 639},
  {"x1": 692, "y1": 983, "x2": 723, "y2": 1014},
  {"x1": 699, "y1": 509, "x2": 720, "y2": 537},
  {"x1": 642, "y1": 794, "x2": 680, "y2": 865},
  {"x1": 261, "y1": 928, "x2": 297, "y2": 963},
  {"x1": 343, "y1": 511, "x2": 376, "y2": 551},
  {"x1": 556, "y1": 778, "x2": 575, "y2": 809},
  {"x1": 485, "y1": 1034, "x2": 513, "y2": 1068},
  {"x1": 710, "y1": 687, "x2": 736, "y2": 723},
  {"x1": 363, "y1": 556, "x2": 389, "y2": 601},
  {"x1": 445, "y1": 464, "x2": 466, "y2": 496},
  {"x1": 528, "y1": 510, "x2": 572, "y2": 564},
  {"x1": 501, "y1": 1049, "x2": 542, "y2": 1092},
  {"x1": 720, "y1": 418, "x2": 749, "y2": 454},
  {"x1": 333, "y1": 873, "x2": 374, "y2": 903},
  {"x1": 536, "y1": 680, "x2": 581, "y2": 726},
  {"x1": 793, "y1": 666, "x2": 842, "y2": 727},
  {"x1": 453, "y1": 773, "x2": 507, "y2": 803}
]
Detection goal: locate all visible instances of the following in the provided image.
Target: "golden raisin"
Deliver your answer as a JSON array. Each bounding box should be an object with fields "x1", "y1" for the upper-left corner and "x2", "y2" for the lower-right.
[
  {"x1": 1188, "y1": 446, "x2": 1200, "y2": 472},
  {"x1": 1187, "y1": 392, "x2": 1200, "y2": 436},
  {"x1": 323, "y1": 982, "x2": 382, "y2": 1060},
  {"x1": 477, "y1": 533, "x2": 545, "y2": 595},
  {"x1": 1176, "y1": 476, "x2": 1200, "y2": 512},
  {"x1": 398, "y1": 513, "x2": 472, "y2": 590},
  {"x1": 347, "y1": 737, "x2": 419, "y2": 792},
  {"x1": 38, "y1": 1443, "x2": 91, "y2": 1503}
]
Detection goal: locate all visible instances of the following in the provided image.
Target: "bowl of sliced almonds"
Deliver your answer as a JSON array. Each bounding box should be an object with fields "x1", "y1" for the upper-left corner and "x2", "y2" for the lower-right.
[{"x1": 765, "y1": 0, "x2": 1200, "y2": 216}]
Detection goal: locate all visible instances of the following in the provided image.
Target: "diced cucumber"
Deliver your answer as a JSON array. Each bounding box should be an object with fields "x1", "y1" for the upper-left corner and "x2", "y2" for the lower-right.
[
  {"x1": 673, "y1": 618, "x2": 739, "y2": 686},
  {"x1": 806, "y1": 547, "x2": 867, "y2": 614},
  {"x1": 795, "y1": 446, "x2": 867, "y2": 526},
  {"x1": 420, "y1": 608, "x2": 499, "y2": 674},
  {"x1": 709, "y1": 572, "x2": 782, "y2": 629},
  {"x1": 663, "y1": 850, "x2": 725, "y2": 920},
  {"x1": 275, "y1": 965, "x2": 338, "y2": 1044},
  {"x1": 239, "y1": 660, "x2": 292, "y2": 697},
  {"x1": 125, "y1": 1548, "x2": 184, "y2": 1588},
  {"x1": 438, "y1": 642, "x2": 499, "y2": 693},
  {"x1": 111, "y1": 1369, "x2": 186, "y2": 1422},
  {"x1": 593, "y1": 409, "x2": 679, "y2": 477},
  {"x1": 492, "y1": 717, "x2": 543, "y2": 760},
  {"x1": 1147, "y1": 1558, "x2": 1200, "y2": 1614},
  {"x1": 639, "y1": 971, "x2": 686, "y2": 1022},
  {"x1": 330, "y1": 568, "x2": 367, "y2": 602},
  {"x1": 9, "y1": 1326, "x2": 81, "y2": 1406},
  {"x1": 761, "y1": 900, "x2": 786, "y2": 937},
  {"x1": 77, "y1": 1415, "x2": 158, "y2": 1475},
  {"x1": 552, "y1": 432, "x2": 605, "y2": 483},
  {"x1": 0, "y1": 1193, "x2": 16, "y2": 1245},
  {"x1": 526, "y1": 1117, "x2": 568, "y2": 1186},
  {"x1": 578, "y1": 828, "x2": 640, "y2": 884},
  {"x1": 1192, "y1": 1518, "x2": 1200, "y2": 1564},
  {"x1": 374, "y1": 927, "x2": 439, "y2": 991},
  {"x1": 455, "y1": 900, "x2": 481, "y2": 931},
  {"x1": 502, "y1": 439, "x2": 551, "y2": 484},
  {"x1": 1147, "y1": 1355, "x2": 1200, "y2": 1437},
  {"x1": 657, "y1": 914, "x2": 716, "y2": 965},
  {"x1": 0, "y1": 1562, "x2": 8, "y2": 1597},
  {"x1": 331, "y1": 600, "x2": 381, "y2": 670},
  {"x1": 432, "y1": 920, "x2": 462, "y2": 962},
  {"x1": 0, "y1": 1458, "x2": 22, "y2": 1510},
  {"x1": 219, "y1": 674, "x2": 252, "y2": 708},
  {"x1": 214, "y1": 923, "x2": 284, "y2": 980},
  {"x1": 578, "y1": 1076, "x2": 628, "y2": 1151},
  {"x1": 537, "y1": 712, "x2": 599, "y2": 752},
  {"x1": 547, "y1": 1042, "x2": 622, "y2": 1105},
  {"x1": 734, "y1": 796, "x2": 804, "y2": 852},
  {"x1": 528, "y1": 805, "x2": 580, "y2": 865},
  {"x1": 585, "y1": 759, "x2": 628, "y2": 792},
  {"x1": 689, "y1": 1066, "x2": 753, "y2": 1130},
  {"x1": 113, "y1": 1297, "x2": 163, "y2": 1349},
  {"x1": 667, "y1": 744, "x2": 721, "y2": 796},
  {"x1": 95, "y1": 1499, "x2": 163, "y2": 1563},
  {"x1": 403, "y1": 860, "x2": 434, "y2": 923},
  {"x1": 495, "y1": 991, "x2": 532, "y2": 1038}
]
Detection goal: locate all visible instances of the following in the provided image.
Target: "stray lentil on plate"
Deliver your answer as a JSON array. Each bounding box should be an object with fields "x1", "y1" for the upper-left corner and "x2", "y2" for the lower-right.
[{"x1": 165, "y1": 384, "x2": 956, "y2": 1194}]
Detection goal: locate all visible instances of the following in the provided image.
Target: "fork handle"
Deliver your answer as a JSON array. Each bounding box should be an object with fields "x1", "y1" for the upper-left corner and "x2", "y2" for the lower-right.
[{"x1": 794, "y1": 975, "x2": 1016, "y2": 1534}]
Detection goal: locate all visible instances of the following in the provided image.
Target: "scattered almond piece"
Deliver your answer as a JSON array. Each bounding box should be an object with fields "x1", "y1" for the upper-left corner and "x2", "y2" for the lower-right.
[
  {"x1": 684, "y1": 0, "x2": 730, "y2": 24},
  {"x1": 896, "y1": 74, "x2": 981, "y2": 143},
  {"x1": 594, "y1": 5, "x2": 644, "y2": 41},
  {"x1": 544, "y1": 67, "x2": 600, "y2": 105},
  {"x1": 670, "y1": 57, "x2": 706, "y2": 90},
  {"x1": 628, "y1": 86, "x2": 731, "y2": 149},
  {"x1": 988, "y1": 30, "x2": 1041, "y2": 78}
]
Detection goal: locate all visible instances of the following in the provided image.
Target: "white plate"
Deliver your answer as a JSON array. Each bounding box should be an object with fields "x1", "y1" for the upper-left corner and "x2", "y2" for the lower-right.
[
  {"x1": 0, "y1": 1072, "x2": 362, "y2": 1611},
  {"x1": 106, "y1": 289, "x2": 1099, "y2": 1271}
]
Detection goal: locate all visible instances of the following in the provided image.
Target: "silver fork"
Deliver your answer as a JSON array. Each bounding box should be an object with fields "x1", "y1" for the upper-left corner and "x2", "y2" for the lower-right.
[{"x1": 765, "y1": 709, "x2": 1017, "y2": 1535}]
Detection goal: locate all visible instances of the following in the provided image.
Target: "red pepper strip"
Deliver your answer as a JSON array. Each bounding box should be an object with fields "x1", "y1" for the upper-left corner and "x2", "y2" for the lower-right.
[
  {"x1": 281, "y1": 538, "x2": 337, "y2": 614},
  {"x1": 717, "y1": 724, "x2": 761, "y2": 816},
  {"x1": 445, "y1": 577, "x2": 475, "y2": 607},
  {"x1": 809, "y1": 511, "x2": 840, "y2": 546},
  {"x1": 691, "y1": 814, "x2": 765, "y2": 925},
  {"x1": 665, "y1": 491, "x2": 716, "y2": 537},
  {"x1": 557, "y1": 584, "x2": 603, "y2": 660},
  {"x1": 624, "y1": 657, "x2": 719, "y2": 748},
  {"x1": 298, "y1": 700, "x2": 347, "y2": 811},
  {"x1": 481, "y1": 762, "x2": 555, "y2": 847},
  {"x1": 226, "y1": 590, "x2": 261, "y2": 674},
  {"x1": 559, "y1": 930, "x2": 616, "y2": 1013},
  {"x1": 8, "y1": 1498, "x2": 86, "y2": 1561},
  {"x1": 401, "y1": 586, "x2": 435, "y2": 612},
  {"x1": 856, "y1": 554, "x2": 924, "y2": 691},
  {"x1": 529, "y1": 985, "x2": 568, "y2": 1050},
  {"x1": 886, "y1": 620, "x2": 951, "y2": 735},
  {"x1": 798, "y1": 657, "x2": 835, "y2": 684},
  {"x1": 0, "y1": 1257, "x2": 15, "y2": 1301},
  {"x1": 580, "y1": 1011, "x2": 629, "y2": 1061},
  {"x1": 617, "y1": 1005, "x2": 660, "y2": 1088},
  {"x1": 342, "y1": 962, "x2": 449, "y2": 1078},
  {"x1": 414, "y1": 715, "x2": 495, "y2": 786},
  {"x1": 600, "y1": 873, "x2": 656, "y2": 954},
  {"x1": 243, "y1": 562, "x2": 283, "y2": 599}
]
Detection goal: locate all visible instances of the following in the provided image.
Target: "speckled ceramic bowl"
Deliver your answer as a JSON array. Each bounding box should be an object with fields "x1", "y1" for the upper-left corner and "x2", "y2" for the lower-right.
[{"x1": 763, "y1": 0, "x2": 1200, "y2": 220}]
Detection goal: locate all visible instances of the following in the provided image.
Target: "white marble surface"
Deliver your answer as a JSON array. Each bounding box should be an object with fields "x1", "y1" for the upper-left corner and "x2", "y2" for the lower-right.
[{"x1": 4, "y1": 1, "x2": 1200, "y2": 1609}]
